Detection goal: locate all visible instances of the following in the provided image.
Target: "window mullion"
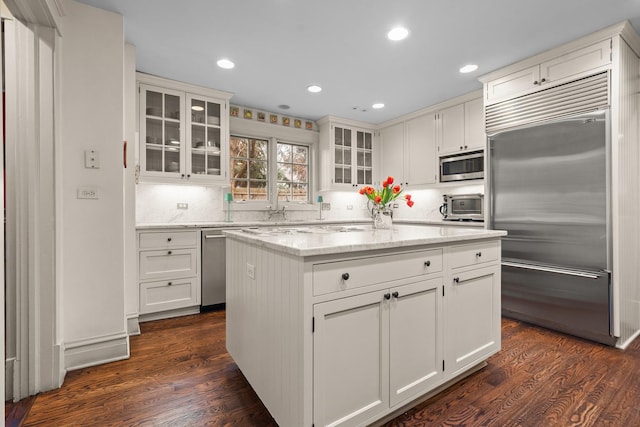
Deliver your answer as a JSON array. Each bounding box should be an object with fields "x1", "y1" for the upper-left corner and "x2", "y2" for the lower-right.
[{"x1": 269, "y1": 137, "x2": 278, "y2": 207}]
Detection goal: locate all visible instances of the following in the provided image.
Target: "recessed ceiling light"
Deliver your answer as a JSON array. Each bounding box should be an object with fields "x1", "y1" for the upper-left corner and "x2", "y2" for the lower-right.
[
  {"x1": 387, "y1": 27, "x2": 409, "y2": 41},
  {"x1": 372, "y1": 103, "x2": 385, "y2": 109},
  {"x1": 217, "y1": 58, "x2": 235, "y2": 69},
  {"x1": 307, "y1": 85, "x2": 322, "y2": 93},
  {"x1": 191, "y1": 105, "x2": 205, "y2": 111},
  {"x1": 459, "y1": 64, "x2": 479, "y2": 73}
]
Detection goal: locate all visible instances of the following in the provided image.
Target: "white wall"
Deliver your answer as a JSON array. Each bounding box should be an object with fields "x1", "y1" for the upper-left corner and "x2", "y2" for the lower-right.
[{"x1": 58, "y1": 0, "x2": 128, "y2": 367}]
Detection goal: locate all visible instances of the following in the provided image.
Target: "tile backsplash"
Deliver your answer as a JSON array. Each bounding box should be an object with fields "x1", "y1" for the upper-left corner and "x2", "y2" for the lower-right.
[{"x1": 136, "y1": 182, "x2": 485, "y2": 224}]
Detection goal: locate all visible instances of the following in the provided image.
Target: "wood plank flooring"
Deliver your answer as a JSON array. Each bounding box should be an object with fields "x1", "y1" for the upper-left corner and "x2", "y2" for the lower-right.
[{"x1": 7, "y1": 311, "x2": 640, "y2": 426}]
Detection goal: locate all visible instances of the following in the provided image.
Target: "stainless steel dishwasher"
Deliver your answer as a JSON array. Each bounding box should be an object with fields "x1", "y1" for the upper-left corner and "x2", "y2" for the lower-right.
[{"x1": 201, "y1": 228, "x2": 238, "y2": 312}]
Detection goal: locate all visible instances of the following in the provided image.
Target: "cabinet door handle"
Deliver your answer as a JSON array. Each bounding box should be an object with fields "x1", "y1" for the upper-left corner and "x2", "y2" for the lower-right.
[
  {"x1": 167, "y1": 281, "x2": 173, "y2": 286},
  {"x1": 459, "y1": 146, "x2": 463, "y2": 150},
  {"x1": 392, "y1": 291, "x2": 399, "y2": 298},
  {"x1": 476, "y1": 252, "x2": 482, "y2": 258},
  {"x1": 384, "y1": 293, "x2": 391, "y2": 300},
  {"x1": 453, "y1": 277, "x2": 460, "y2": 283},
  {"x1": 424, "y1": 260, "x2": 431, "y2": 267},
  {"x1": 168, "y1": 250, "x2": 172, "y2": 255},
  {"x1": 341, "y1": 273, "x2": 350, "y2": 280}
]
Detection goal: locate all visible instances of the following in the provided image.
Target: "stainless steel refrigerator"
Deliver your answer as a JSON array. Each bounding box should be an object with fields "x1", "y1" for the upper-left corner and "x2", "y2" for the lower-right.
[{"x1": 488, "y1": 109, "x2": 615, "y2": 345}]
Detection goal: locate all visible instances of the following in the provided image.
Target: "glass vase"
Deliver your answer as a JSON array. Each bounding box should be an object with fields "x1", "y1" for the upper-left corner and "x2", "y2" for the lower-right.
[{"x1": 372, "y1": 206, "x2": 393, "y2": 229}]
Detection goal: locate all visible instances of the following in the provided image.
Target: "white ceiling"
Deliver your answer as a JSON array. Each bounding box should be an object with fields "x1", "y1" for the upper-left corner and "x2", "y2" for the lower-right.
[{"x1": 76, "y1": 0, "x2": 640, "y2": 124}]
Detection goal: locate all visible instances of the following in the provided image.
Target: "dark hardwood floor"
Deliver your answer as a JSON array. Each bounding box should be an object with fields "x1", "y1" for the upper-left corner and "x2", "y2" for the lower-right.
[{"x1": 6, "y1": 311, "x2": 640, "y2": 426}]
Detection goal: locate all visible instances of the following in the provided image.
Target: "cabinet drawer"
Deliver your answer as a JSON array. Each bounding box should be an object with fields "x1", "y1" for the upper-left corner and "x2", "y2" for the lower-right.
[
  {"x1": 313, "y1": 249, "x2": 442, "y2": 296},
  {"x1": 449, "y1": 241, "x2": 499, "y2": 269},
  {"x1": 139, "y1": 277, "x2": 200, "y2": 314},
  {"x1": 139, "y1": 248, "x2": 198, "y2": 281},
  {"x1": 139, "y1": 230, "x2": 198, "y2": 249}
]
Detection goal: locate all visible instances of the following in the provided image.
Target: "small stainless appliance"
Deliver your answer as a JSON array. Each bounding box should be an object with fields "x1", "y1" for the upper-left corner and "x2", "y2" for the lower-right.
[
  {"x1": 439, "y1": 150, "x2": 484, "y2": 182},
  {"x1": 201, "y1": 228, "x2": 239, "y2": 311},
  {"x1": 439, "y1": 193, "x2": 484, "y2": 221}
]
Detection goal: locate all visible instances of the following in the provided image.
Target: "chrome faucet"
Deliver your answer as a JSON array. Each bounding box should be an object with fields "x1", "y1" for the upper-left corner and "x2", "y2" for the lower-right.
[{"x1": 266, "y1": 205, "x2": 287, "y2": 221}]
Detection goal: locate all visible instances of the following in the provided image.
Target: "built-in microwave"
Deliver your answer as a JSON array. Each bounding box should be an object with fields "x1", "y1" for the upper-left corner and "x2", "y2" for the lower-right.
[{"x1": 439, "y1": 150, "x2": 484, "y2": 182}]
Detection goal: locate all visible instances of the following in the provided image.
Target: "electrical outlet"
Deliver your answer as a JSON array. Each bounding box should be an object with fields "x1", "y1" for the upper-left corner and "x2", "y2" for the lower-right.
[
  {"x1": 346, "y1": 204, "x2": 353, "y2": 210},
  {"x1": 321, "y1": 202, "x2": 331, "y2": 211},
  {"x1": 247, "y1": 263, "x2": 255, "y2": 279},
  {"x1": 177, "y1": 203, "x2": 188, "y2": 210},
  {"x1": 84, "y1": 149, "x2": 100, "y2": 169},
  {"x1": 77, "y1": 187, "x2": 99, "y2": 199}
]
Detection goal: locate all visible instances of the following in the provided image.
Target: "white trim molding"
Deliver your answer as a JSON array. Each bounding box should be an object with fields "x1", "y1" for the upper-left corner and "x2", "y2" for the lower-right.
[{"x1": 64, "y1": 333, "x2": 130, "y2": 371}]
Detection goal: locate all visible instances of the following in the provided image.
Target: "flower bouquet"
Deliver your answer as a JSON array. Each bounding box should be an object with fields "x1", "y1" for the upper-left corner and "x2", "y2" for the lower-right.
[{"x1": 359, "y1": 176, "x2": 414, "y2": 228}]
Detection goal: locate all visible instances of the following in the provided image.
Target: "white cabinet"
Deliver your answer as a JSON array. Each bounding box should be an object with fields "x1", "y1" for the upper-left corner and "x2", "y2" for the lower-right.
[
  {"x1": 138, "y1": 73, "x2": 232, "y2": 183},
  {"x1": 313, "y1": 278, "x2": 443, "y2": 427},
  {"x1": 437, "y1": 98, "x2": 485, "y2": 156},
  {"x1": 137, "y1": 229, "x2": 201, "y2": 317},
  {"x1": 318, "y1": 117, "x2": 375, "y2": 190},
  {"x1": 379, "y1": 114, "x2": 437, "y2": 186},
  {"x1": 485, "y1": 39, "x2": 611, "y2": 104},
  {"x1": 444, "y1": 241, "x2": 501, "y2": 377}
]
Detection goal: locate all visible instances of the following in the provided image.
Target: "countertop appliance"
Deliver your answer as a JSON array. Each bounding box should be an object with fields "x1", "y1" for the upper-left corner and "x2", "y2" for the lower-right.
[
  {"x1": 439, "y1": 193, "x2": 484, "y2": 221},
  {"x1": 201, "y1": 228, "x2": 238, "y2": 311},
  {"x1": 488, "y1": 109, "x2": 614, "y2": 345},
  {"x1": 439, "y1": 150, "x2": 484, "y2": 182}
]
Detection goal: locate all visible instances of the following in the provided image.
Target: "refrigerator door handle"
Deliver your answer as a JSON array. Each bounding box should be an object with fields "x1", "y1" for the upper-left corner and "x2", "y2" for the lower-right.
[{"x1": 502, "y1": 261, "x2": 601, "y2": 279}]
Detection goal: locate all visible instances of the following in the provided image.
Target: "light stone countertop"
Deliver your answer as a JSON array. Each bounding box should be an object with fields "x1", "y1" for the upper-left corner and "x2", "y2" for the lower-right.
[
  {"x1": 223, "y1": 224, "x2": 506, "y2": 257},
  {"x1": 135, "y1": 218, "x2": 484, "y2": 230}
]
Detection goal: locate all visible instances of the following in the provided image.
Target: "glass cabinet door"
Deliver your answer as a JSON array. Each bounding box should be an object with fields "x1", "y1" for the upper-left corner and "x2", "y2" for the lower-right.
[
  {"x1": 356, "y1": 130, "x2": 373, "y2": 185},
  {"x1": 333, "y1": 126, "x2": 352, "y2": 184},
  {"x1": 188, "y1": 95, "x2": 223, "y2": 178},
  {"x1": 141, "y1": 86, "x2": 183, "y2": 175}
]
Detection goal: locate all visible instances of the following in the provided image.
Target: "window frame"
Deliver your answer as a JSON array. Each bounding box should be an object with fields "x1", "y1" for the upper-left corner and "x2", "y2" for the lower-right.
[{"x1": 229, "y1": 133, "x2": 315, "y2": 211}]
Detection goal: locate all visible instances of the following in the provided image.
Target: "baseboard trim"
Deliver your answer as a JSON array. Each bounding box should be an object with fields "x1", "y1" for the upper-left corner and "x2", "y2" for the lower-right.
[
  {"x1": 5, "y1": 357, "x2": 15, "y2": 401},
  {"x1": 64, "y1": 332, "x2": 130, "y2": 371},
  {"x1": 127, "y1": 315, "x2": 141, "y2": 336},
  {"x1": 138, "y1": 306, "x2": 200, "y2": 323}
]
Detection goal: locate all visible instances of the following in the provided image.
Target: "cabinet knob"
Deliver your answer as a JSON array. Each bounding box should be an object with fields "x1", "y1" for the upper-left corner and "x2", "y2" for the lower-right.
[
  {"x1": 453, "y1": 277, "x2": 460, "y2": 283},
  {"x1": 167, "y1": 237, "x2": 172, "y2": 242},
  {"x1": 384, "y1": 293, "x2": 391, "y2": 300},
  {"x1": 464, "y1": 145, "x2": 468, "y2": 149},
  {"x1": 476, "y1": 252, "x2": 482, "y2": 257},
  {"x1": 425, "y1": 260, "x2": 431, "y2": 267},
  {"x1": 187, "y1": 174, "x2": 191, "y2": 178},
  {"x1": 168, "y1": 250, "x2": 172, "y2": 255},
  {"x1": 392, "y1": 291, "x2": 399, "y2": 298},
  {"x1": 541, "y1": 78, "x2": 547, "y2": 83},
  {"x1": 181, "y1": 174, "x2": 185, "y2": 178},
  {"x1": 341, "y1": 273, "x2": 350, "y2": 281},
  {"x1": 459, "y1": 146, "x2": 463, "y2": 150},
  {"x1": 533, "y1": 80, "x2": 539, "y2": 85},
  {"x1": 168, "y1": 281, "x2": 173, "y2": 286}
]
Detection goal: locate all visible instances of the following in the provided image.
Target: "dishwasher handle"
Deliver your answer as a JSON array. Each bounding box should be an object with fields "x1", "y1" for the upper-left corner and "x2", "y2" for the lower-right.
[{"x1": 204, "y1": 234, "x2": 226, "y2": 239}]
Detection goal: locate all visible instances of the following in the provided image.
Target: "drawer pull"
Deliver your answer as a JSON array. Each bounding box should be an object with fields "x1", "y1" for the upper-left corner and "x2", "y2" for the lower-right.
[
  {"x1": 384, "y1": 293, "x2": 391, "y2": 300},
  {"x1": 392, "y1": 291, "x2": 399, "y2": 298},
  {"x1": 167, "y1": 237, "x2": 172, "y2": 242},
  {"x1": 168, "y1": 281, "x2": 173, "y2": 286},
  {"x1": 168, "y1": 250, "x2": 173, "y2": 255},
  {"x1": 453, "y1": 277, "x2": 460, "y2": 283},
  {"x1": 424, "y1": 260, "x2": 431, "y2": 267},
  {"x1": 341, "y1": 273, "x2": 350, "y2": 281},
  {"x1": 476, "y1": 252, "x2": 482, "y2": 258}
]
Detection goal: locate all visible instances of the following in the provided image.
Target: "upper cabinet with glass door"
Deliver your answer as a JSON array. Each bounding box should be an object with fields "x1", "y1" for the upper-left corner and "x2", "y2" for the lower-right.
[
  {"x1": 318, "y1": 117, "x2": 375, "y2": 190},
  {"x1": 137, "y1": 73, "x2": 233, "y2": 183}
]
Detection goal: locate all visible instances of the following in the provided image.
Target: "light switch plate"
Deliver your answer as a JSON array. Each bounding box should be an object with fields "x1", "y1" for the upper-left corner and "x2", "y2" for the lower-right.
[
  {"x1": 177, "y1": 203, "x2": 188, "y2": 210},
  {"x1": 77, "y1": 187, "x2": 99, "y2": 199},
  {"x1": 247, "y1": 263, "x2": 255, "y2": 279}
]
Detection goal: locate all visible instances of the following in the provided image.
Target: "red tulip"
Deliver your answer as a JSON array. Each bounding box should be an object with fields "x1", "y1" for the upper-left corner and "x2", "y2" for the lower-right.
[
  {"x1": 392, "y1": 185, "x2": 401, "y2": 194},
  {"x1": 359, "y1": 187, "x2": 365, "y2": 195},
  {"x1": 405, "y1": 194, "x2": 412, "y2": 201},
  {"x1": 387, "y1": 176, "x2": 394, "y2": 185},
  {"x1": 375, "y1": 195, "x2": 382, "y2": 204},
  {"x1": 407, "y1": 200, "x2": 415, "y2": 207},
  {"x1": 366, "y1": 187, "x2": 374, "y2": 195},
  {"x1": 382, "y1": 180, "x2": 388, "y2": 188}
]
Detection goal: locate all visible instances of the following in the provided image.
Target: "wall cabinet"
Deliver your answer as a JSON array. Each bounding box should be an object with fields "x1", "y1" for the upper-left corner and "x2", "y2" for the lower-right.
[
  {"x1": 318, "y1": 117, "x2": 375, "y2": 190},
  {"x1": 484, "y1": 39, "x2": 611, "y2": 104},
  {"x1": 137, "y1": 229, "x2": 201, "y2": 318},
  {"x1": 437, "y1": 97, "x2": 485, "y2": 156},
  {"x1": 379, "y1": 114, "x2": 437, "y2": 186},
  {"x1": 138, "y1": 73, "x2": 232, "y2": 183}
]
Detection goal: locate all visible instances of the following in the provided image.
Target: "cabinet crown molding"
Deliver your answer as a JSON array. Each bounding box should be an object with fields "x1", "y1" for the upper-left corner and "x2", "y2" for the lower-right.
[{"x1": 137, "y1": 72, "x2": 233, "y2": 100}]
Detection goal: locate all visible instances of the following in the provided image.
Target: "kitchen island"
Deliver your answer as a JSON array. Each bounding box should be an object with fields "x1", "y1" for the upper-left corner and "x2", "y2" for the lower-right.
[{"x1": 224, "y1": 224, "x2": 506, "y2": 427}]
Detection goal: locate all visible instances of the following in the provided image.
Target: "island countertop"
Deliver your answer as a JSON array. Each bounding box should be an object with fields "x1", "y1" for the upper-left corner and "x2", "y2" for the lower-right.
[{"x1": 224, "y1": 224, "x2": 506, "y2": 257}]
